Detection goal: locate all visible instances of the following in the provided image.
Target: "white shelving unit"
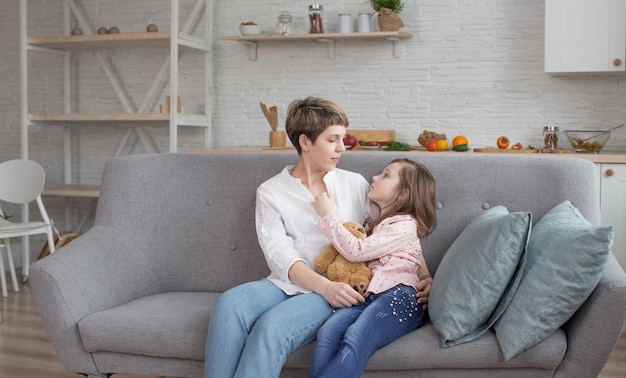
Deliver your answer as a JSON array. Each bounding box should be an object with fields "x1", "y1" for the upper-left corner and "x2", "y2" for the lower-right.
[{"x1": 18, "y1": 0, "x2": 213, "y2": 275}]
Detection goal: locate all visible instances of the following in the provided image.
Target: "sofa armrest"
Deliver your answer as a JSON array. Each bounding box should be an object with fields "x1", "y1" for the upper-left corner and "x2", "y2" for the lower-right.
[
  {"x1": 555, "y1": 254, "x2": 626, "y2": 378},
  {"x1": 29, "y1": 225, "x2": 161, "y2": 376}
]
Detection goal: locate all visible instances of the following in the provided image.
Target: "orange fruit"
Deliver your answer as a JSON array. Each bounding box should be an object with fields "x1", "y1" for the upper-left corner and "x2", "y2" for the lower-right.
[
  {"x1": 497, "y1": 136, "x2": 510, "y2": 149},
  {"x1": 452, "y1": 135, "x2": 468, "y2": 147},
  {"x1": 436, "y1": 139, "x2": 448, "y2": 151}
]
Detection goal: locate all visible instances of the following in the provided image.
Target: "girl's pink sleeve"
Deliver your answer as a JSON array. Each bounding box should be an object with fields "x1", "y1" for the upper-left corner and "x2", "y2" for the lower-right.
[{"x1": 316, "y1": 214, "x2": 416, "y2": 262}]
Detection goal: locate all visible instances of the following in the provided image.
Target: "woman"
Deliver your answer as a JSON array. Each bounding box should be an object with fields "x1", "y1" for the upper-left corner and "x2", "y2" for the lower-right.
[{"x1": 204, "y1": 97, "x2": 432, "y2": 378}]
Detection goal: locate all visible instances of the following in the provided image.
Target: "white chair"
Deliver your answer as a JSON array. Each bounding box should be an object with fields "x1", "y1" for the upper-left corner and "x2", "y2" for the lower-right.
[{"x1": 0, "y1": 159, "x2": 56, "y2": 292}]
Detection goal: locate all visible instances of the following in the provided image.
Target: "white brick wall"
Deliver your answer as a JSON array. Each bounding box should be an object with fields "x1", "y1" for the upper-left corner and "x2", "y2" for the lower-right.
[{"x1": 1, "y1": 0, "x2": 626, "y2": 264}]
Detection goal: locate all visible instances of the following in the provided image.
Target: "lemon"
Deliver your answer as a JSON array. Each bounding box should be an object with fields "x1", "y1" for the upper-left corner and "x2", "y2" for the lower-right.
[{"x1": 436, "y1": 139, "x2": 448, "y2": 151}]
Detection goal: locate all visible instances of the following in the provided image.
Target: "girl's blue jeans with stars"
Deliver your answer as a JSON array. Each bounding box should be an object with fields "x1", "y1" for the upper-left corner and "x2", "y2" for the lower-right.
[{"x1": 309, "y1": 284, "x2": 426, "y2": 378}]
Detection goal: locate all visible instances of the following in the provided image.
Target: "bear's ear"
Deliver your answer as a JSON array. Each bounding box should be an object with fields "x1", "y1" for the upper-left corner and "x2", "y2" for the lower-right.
[{"x1": 343, "y1": 221, "x2": 366, "y2": 237}]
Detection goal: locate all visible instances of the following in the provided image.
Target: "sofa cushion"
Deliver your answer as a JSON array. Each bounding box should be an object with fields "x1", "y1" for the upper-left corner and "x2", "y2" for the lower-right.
[
  {"x1": 79, "y1": 292, "x2": 218, "y2": 360},
  {"x1": 494, "y1": 200, "x2": 614, "y2": 361},
  {"x1": 429, "y1": 206, "x2": 531, "y2": 347},
  {"x1": 286, "y1": 324, "x2": 566, "y2": 371}
]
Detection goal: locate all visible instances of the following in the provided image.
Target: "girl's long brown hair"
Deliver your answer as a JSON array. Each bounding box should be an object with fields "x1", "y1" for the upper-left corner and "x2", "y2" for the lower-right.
[{"x1": 368, "y1": 158, "x2": 437, "y2": 240}]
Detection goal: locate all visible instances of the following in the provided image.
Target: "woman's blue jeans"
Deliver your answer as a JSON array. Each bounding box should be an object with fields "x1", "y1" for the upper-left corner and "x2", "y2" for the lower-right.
[
  {"x1": 309, "y1": 284, "x2": 426, "y2": 378},
  {"x1": 204, "y1": 278, "x2": 333, "y2": 378}
]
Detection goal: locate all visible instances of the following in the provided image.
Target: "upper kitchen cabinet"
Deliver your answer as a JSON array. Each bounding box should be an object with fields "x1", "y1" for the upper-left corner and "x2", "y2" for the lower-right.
[{"x1": 545, "y1": 0, "x2": 626, "y2": 74}]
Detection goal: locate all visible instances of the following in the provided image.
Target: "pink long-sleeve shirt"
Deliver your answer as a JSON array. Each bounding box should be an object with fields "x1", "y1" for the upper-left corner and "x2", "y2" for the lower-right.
[{"x1": 317, "y1": 213, "x2": 422, "y2": 295}]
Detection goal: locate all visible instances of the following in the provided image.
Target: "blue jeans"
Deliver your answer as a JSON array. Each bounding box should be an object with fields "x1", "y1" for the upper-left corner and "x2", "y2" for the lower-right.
[
  {"x1": 309, "y1": 284, "x2": 426, "y2": 378},
  {"x1": 204, "y1": 278, "x2": 333, "y2": 378}
]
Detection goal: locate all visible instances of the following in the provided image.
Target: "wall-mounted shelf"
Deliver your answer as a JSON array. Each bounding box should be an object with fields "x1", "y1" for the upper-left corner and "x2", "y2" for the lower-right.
[{"x1": 219, "y1": 31, "x2": 412, "y2": 60}]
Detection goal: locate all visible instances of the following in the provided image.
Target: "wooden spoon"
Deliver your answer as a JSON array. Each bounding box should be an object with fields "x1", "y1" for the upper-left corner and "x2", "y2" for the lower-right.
[
  {"x1": 269, "y1": 106, "x2": 278, "y2": 131},
  {"x1": 260, "y1": 102, "x2": 272, "y2": 127}
]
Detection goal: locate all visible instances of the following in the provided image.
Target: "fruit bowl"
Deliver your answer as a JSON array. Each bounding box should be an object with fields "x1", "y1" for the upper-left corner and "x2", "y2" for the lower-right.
[
  {"x1": 564, "y1": 130, "x2": 612, "y2": 153},
  {"x1": 417, "y1": 130, "x2": 446, "y2": 147},
  {"x1": 239, "y1": 23, "x2": 261, "y2": 35}
]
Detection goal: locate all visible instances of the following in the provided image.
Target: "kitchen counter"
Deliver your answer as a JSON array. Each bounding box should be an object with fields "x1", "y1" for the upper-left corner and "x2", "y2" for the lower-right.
[{"x1": 184, "y1": 147, "x2": 626, "y2": 164}]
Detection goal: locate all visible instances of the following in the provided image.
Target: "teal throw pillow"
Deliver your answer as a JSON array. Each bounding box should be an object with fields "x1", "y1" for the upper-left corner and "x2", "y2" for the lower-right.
[
  {"x1": 429, "y1": 206, "x2": 531, "y2": 347},
  {"x1": 494, "y1": 200, "x2": 614, "y2": 361}
]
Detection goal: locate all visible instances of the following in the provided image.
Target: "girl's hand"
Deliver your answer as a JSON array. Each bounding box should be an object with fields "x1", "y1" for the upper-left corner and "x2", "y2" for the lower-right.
[
  {"x1": 416, "y1": 275, "x2": 432, "y2": 310},
  {"x1": 319, "y1": 279, "x2": 365, "y2": 308},
  {"x1": 312, "y1": 192, "x2": 334, "y2": 217}
]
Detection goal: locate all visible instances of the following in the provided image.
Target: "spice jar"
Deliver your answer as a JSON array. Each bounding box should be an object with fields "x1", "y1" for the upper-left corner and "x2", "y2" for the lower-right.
[
  {"x1": 277, "y1": 11, "x2": 293, "y2": 35},
  {"x1": 308, "y1": 4, "x2": 324, "y2": 33},
  {"x1": 543, "y1": 125, "x2": 559, "y2": 149}
]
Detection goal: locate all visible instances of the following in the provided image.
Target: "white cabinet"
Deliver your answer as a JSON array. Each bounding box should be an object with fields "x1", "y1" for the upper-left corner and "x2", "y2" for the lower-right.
[
  {"x1": 598, "y1": 163, "x2": 626, "y2": 269},
  {"x1": 545, "y1": 0, "x2": 626, "y2": 74}
]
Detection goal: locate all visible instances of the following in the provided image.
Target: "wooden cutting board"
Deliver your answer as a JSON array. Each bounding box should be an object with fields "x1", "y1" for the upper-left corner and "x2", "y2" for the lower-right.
[
  {"x1": 346, "y1": 129, "x2": 396, "y2": 142},
  {"x1": 473, "y1": 148, "x2": 538, "y2": 153},
  {"x1": 540, "y1": 148, "x2": 572, "y2": 154}
]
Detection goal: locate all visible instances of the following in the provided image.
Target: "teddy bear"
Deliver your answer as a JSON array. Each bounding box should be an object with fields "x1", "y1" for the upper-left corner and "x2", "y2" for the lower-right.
[{"x1": 314, "y1": 221, "x2": 372, "y2": 295}]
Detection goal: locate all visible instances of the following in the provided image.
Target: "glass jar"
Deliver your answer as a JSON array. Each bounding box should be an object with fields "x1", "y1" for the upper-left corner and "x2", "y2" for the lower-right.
[
  {"x1": 308, "y1": 4, "x2": 324, "y2": 33},
  {"x1": 277, "y1": 11, "x2": 293, "y2": 35},
  {"x1": 543, "y1": 125, "x2": 559, "y2": 149}
]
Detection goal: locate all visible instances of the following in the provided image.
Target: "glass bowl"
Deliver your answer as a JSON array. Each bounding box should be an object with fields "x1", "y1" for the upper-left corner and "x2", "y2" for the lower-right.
[{"x1": 564, "y1": 130, "x2": 612, "y2": 153}]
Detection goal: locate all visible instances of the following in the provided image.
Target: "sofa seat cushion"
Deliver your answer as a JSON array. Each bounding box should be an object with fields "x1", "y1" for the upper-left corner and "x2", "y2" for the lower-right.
[
  {"x1": 79, "y1": 292, "x2": 218, "y2": 360},
  {"x1": 285, "y1": 323, "x2": 567, "y2": 371}
]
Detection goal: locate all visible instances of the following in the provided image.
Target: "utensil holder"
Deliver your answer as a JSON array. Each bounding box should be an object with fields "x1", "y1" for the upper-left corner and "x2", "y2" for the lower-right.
[{"x1": 269, "y1": 131, "x2": 286, "y2": 148}]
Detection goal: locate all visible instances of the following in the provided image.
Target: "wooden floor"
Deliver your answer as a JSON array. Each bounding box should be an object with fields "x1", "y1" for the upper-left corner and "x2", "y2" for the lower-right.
[{"x1": 0, "y1": 281, "x2": 624, "y2": 378}]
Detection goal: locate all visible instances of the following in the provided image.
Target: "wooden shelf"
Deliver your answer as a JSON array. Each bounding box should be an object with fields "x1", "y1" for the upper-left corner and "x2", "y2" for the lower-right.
[
  {"x1": 219, "y1": 31, "x2": 412, "y2": 42},
  {"x1": 43, "y1": 184, "x2": 100, "y2": 198},
  {"x1": 28, "y1": 32, "x2": 169, "y2": 50},
  {"x1": 27, "y1": 31, "x2": 211, "y2": 51},
  {"x1": 29, "y1": 113, "x2": 210, "y2": 127},
  {"x1": 219, "y1": 31, "x2": 412, "y2": 60}
]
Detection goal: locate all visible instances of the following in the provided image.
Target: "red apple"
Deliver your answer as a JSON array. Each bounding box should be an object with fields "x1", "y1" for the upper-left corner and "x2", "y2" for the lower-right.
[
  {"x1": 425, "y1": 140, "x2": 438, "y2": 152},
  {"x1": 343, "y1": 134, "x2": 358, "y2": 149}
]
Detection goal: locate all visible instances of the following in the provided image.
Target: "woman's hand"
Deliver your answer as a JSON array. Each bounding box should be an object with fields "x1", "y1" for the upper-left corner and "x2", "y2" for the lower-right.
[
  {"x1": 312, "y1": 192, "x2": 334, "y2": 217},
  {"x1": 289, "y1": 261, "x2": 364, "y2": 308},
  {"x1": 416, "y1": 275, "x2": 432, "y2": 310},
  {"x1": 319, "y1": 279, "x2": 365, "y2": 308}
]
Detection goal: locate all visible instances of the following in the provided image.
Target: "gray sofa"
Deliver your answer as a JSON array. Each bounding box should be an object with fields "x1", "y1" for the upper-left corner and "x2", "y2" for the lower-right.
[{"x1": 30, "y1": 152, "x2": 626, "y2": 378}]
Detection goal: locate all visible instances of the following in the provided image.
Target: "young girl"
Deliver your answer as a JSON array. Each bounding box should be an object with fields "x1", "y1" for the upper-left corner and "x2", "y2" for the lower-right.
[{"x1": 309, "y1": 158, "x2": 438, "y2": 378}]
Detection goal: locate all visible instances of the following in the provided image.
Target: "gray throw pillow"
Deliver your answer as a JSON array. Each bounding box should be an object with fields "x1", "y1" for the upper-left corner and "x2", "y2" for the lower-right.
[
  {"x1": 429, "y1": 206, "x2": 531, "y2": 347},
  {"x1": 494, "y1": 200, "x2": 614, "y2": 361}
]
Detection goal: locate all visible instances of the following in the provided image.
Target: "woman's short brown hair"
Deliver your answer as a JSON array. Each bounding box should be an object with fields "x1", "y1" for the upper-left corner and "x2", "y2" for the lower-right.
[{"x1": 285, "y1": 97, "x2": 349, "y2": 154}]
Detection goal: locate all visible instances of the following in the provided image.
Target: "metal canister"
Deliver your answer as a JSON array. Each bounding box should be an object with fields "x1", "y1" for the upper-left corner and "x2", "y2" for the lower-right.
[{"x1": 338, "y1": 13, "x2": 352, "y2": 33}]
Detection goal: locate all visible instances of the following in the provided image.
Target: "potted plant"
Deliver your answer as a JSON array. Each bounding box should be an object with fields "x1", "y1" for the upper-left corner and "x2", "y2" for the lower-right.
[{"x1": 367, "y1": 0, "x2": 405, "y2": 31}]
